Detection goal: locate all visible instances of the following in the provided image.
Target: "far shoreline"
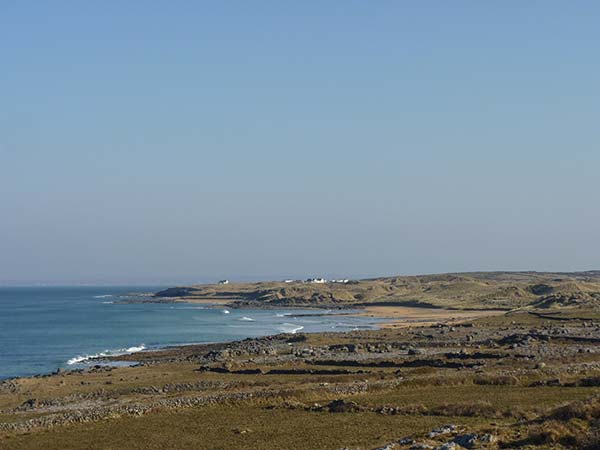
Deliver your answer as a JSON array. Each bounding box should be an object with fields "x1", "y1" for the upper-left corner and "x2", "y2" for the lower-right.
[
  {"x1": 93, "y1": 303, "x2": 507, "y2": 367},
  {"x1": 121, "y1": 291, "x2": 508, "y2": 328}
]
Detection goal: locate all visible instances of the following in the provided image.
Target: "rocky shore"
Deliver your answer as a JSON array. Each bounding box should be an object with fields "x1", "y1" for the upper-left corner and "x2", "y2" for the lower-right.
[{"x1": 2, "y1": 304, "x2": 600, "y2": 449}]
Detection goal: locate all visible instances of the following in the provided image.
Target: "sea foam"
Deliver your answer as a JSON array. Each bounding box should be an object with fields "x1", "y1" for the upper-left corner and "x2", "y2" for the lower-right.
[
  {"x1": 278, "y1": 323, "x2": 304, "y2": 334},
  {"x1": 67, "y1": 344, "x2": 146, "y2": 365}
]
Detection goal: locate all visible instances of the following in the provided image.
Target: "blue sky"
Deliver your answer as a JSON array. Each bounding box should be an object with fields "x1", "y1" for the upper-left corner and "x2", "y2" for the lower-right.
[{"x1": 1, "y1": 2, "x2": 599, "y2": 284}]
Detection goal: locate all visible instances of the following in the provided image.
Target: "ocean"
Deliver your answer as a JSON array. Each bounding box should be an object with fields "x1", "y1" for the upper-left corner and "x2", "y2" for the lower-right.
[{"x1": 0, "y1": 286, "x2": 385, "y2": 380}]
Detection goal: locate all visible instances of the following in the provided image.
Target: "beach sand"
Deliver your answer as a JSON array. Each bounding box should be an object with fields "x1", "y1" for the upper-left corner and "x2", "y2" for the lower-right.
[
  {"x1": 357, "y1": 305, "x2": 506, "y2": 328},
  {"x1": 176, "y1": 300, "x2": 507, "y2": 326}
]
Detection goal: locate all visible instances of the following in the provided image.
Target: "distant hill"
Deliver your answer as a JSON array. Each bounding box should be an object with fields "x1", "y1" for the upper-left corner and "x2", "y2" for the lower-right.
[{"x1": 154, "y1": 271, "x2": 600, "y2": 311}]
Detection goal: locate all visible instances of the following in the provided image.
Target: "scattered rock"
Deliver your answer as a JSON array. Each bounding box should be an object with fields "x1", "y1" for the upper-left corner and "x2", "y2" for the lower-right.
[
  {"x1": 453, "y1": 433, "x2": 495, "y2": 448},
  {"x1": 428, "y1": 424, "x2": 457, "y2": 438}
]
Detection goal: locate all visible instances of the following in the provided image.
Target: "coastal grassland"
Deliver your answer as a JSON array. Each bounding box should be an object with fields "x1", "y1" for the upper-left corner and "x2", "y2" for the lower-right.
[
  {"x1": 348, "y1": 384, "x2": 597, "y2": 413},
  {"x1": 0, "y1": 362, "x2": 201, "y2": 412},
  {"x1": 1, "y1": 376, "x2": 598, "y2": 449},
  {"x1": 0, "y1": 404, "x2": 491, "y2": 450},
  {"x1": 1, "y1": 308, "x2": 599, "y2": 449}
]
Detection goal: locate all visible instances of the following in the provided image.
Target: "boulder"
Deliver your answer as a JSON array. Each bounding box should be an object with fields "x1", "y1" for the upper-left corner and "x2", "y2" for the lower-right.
[
  {"x1": 326, "y1": 399, "x2": 362, "y2": 413},
  {"x1": 453, "y1": 433, "x2": 496, "y2": 448},
  {"x1": 428, "y1": 424, "x2": 457, "y2": 438}
]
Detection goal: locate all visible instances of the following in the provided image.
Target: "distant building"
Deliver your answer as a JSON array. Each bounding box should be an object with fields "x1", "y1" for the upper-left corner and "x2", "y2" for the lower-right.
[
  {"x1": 218, "y1": 279, "x2": 229, "y2": 285},
  {"x1": 331, "y1": 279, "x2": 349, "y2": 284},
  {"x1": 284, "y1": 279, "x2": 295, "y2": 283},
  {"x1": 306, "y1": 278, "x2": 327, "y2": 284}
]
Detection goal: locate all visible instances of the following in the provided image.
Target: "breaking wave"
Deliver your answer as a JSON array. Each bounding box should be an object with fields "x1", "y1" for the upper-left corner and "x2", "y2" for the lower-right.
[
  {"x1": 278, "y1": 323, "x2": 304, "y2": 334},
  {"x1": 93, "y1": 294, "x2": 113, "y2": 299},
  {"x1": 67, "y1": 344, "x2": 146, "y2": 365},
  {"x1": 239, "y1": 316, "x2": 254, "y2": 321}
]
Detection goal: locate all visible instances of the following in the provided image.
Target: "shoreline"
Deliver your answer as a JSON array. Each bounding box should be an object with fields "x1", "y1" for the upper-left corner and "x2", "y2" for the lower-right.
[
  {"x1": 77, "y1": 304, "x2": 509, "y2": 366},
  {"x1": 1, "y1": 303, "x2": 506, "y2": 381},
  {"x1": 92, "y1": 306, "x2": 504, "y2": 368},
  {"x1": 157, "y1": 298, "x2": 509, "y2": 328},
  {"x1": 0, "y1": 304, "x2": 375, "y2": 380}
]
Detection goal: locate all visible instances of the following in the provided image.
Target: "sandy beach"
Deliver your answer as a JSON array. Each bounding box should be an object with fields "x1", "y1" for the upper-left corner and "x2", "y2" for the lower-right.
[
  {"x1": 176, "y1": 299, "x2": 507, "y2": 328},
  {"x1": 358, "y1": 305, "x2": 506, "y2": 328}
]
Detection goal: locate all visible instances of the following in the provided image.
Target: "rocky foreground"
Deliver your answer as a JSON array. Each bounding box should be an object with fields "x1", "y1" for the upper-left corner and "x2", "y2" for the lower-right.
[{"x1": 1, "y1": 305, "x2": 599, "y2": 449}]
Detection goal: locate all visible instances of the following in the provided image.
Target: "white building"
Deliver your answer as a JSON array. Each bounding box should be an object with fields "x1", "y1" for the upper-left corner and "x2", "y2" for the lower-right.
[
  {"x1": 218, "y1": 279, "x2": 229, "y2": 285},
  {"x1": 306, "y1": 278, "x2": 327, "y2": 284}
]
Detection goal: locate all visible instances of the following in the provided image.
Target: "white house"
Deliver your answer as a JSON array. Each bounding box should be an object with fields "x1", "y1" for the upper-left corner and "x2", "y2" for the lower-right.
[
  {"x1": 218, "y1": 279, "x2": 229, "y2": 285},
  {"x1": 306, "y1": 278, "x2": 327, "y2": 284}
]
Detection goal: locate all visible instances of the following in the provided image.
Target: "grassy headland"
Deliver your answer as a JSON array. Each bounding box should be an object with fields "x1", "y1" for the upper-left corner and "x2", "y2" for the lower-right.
[{"x1": 152, "y1": 270, "x2": 600, "y2": 311}]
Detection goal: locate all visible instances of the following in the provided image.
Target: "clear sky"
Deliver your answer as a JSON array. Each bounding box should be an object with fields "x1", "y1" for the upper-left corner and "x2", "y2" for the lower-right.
[{"x1": 1, "y1": 2, "x2": 599, "y2": 285}]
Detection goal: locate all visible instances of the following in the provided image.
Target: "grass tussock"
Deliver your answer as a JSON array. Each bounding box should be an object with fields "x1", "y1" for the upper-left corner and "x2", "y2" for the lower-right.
[
  {"x1": 473, "y1": 374, "x2": 520, "y2": 386},
  {"x1": 525, "y1": 420, "x2": 580, "y2": 447},
  {"x1": 506, "y1": 396, "x2": 600, "y2": 449},
  {"x1": 523, "y1": 420, "x2": 600, "y2": 449},
  {"x1": 386, "y1": 401, "x2": 525, "y2": 419},
  {"x1": 408, "y1": 373, "x2": 522, "y2": 388},
  {"x1": 547, "y1": 395, "x2": 600, "y2": 422},
  {"x1": 428, "y1": 401, "x2": 498, "y2": 417}
]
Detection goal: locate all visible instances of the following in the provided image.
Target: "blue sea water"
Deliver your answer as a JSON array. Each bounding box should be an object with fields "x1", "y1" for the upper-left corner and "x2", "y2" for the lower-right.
[{"x1": 0, "y1": 287, "x2": 385, "y2": 379}]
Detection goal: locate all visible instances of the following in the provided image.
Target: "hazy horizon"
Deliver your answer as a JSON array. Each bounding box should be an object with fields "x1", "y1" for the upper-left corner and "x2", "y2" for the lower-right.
[
  {"x1": 0, "y1": 269, "x2": 600, "y2": 288},
  {"x1": 4, "y1": 268, "x2": 600, "y2": 288},
  {"x1": 2, "y1": 3, "x2": 599, "y2": 285}
]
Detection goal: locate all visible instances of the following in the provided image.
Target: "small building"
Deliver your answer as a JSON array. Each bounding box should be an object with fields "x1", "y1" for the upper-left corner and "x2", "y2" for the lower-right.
[
  {"x1": 306, "y1": 278, "x2": 327, "y2": 284},
  {"x1": 218, "y1": 279, "x2": 229, "y2": 285}
]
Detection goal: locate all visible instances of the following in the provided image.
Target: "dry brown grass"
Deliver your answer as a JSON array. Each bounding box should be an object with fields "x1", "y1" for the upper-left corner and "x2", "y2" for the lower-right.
[
  {"x1": 473, "y1": 374, "x2": 520, "y2": 386},
  {"x1": 548, "y1": 395, "x2": 600, "y2": 422},
  {"x1": 525, "y1": 420, "x2": 580, "y2": 447}
]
